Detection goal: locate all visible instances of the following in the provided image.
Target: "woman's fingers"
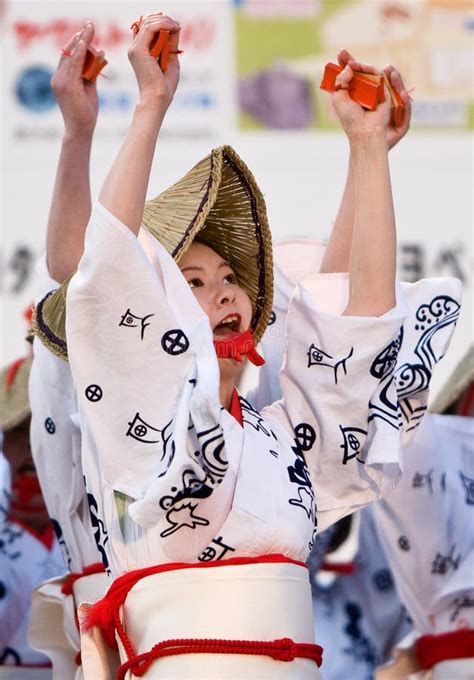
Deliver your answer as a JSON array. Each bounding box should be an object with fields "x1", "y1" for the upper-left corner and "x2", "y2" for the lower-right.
[
  {"x1": 133, "y1": 15, "x2": 180, "y2": 48},
  {"x1": 348, "y1": 59, "x2": 379, "y2": 76},
  {"x1": 82, "y1": 21, "x2": 95, "y2": 47},
  {"x1": 58, "y1": 21, "x2": 94, "y2": 76},
  {"x1": 387, "y1": 67, "x2": 407, "y2": 96},
  {"x1": 66, "y1": 23, "x2": 95, "y2": 80},
  {"x1": 384, "y1": 65, "x2": 412, "y2": 133},
  {"x1": 167, "y1": 22, "x2": 182, "y2": 59},
  {"x1": 337, "y1": 48, "x2": 355, "y2": 68},
  {"x1": 334, "y1": 64, "x2": 353, "y2": 93},
  {"x1": 69, "y1": 38, "x2": 89, "y2": 80},
  {"x1": 58, "y1": 30, "x2": 81, "y2": 68},
  {"x1": 128, "y1": 14, "x2": 181, "y2": 82},
  {"x1": 337, "y1": 49, "x2": 380, "y2": 77},
  {"x1": 384, "y1": 64, "x2": 411, "y2": 111}
]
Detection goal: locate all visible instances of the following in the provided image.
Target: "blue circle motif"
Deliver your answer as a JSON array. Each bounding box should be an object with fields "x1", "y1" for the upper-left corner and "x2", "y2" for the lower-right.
[{"x1": 15, "y1": 65, "x2": 56, "y2": 112}]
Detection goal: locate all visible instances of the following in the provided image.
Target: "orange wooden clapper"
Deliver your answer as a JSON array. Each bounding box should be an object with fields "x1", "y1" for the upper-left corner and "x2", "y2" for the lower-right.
[
  {"x1": 82, "y1": 46, "x2": 107, "y2": 83},
  {"x1": 320, "y1": 62, "x2": 405, "y2": 126},
  {"x1": 320, "y1": 62, "x2": 381, "y2": 111},
  {"x1": 383, "y1": 72, "x2": 405, "y2": 128},
  {"x1": 150, "y1": 29, "x2": 172, "y2": 70},
  {"x1": 131, "y1": 17, "x2": 175, "y2": 72}
]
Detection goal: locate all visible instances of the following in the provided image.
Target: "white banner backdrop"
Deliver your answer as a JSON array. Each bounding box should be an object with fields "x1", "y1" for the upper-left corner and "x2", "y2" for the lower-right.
[{"x1": 1, "y1": 0, "x2": 472, "y2": 402}]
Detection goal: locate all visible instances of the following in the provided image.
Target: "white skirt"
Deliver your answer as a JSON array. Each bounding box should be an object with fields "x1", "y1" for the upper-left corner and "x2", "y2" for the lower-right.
[{"x1": 82, "y1": 557, "x2": 322, "y2": 679}]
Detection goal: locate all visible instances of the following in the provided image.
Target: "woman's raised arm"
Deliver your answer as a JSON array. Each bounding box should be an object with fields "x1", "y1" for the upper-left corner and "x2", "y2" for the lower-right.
[
  {"x1": 46, "y1": 22, "x2": 99, "y2": 283},
  {"x1": 331, "y1": 63, "x2": 398, "y2": 317},
  {"x1": 98, "y1": 14, "x2": 180, "y2": 235},
  {"x1": 320, "y1": 50, "x2": 411, "y2": 277}
]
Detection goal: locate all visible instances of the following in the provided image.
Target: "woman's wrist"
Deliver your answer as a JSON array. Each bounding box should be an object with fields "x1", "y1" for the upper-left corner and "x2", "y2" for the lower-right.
[
  {"x1": 349, "y1": 130, "x2": 388, "y2": 155},
  {"x1": 136, "y1": 93, "x2": 172, "y2": 119},
  {"x1": 63, "y1": 126, "x2": 95, "y2": 145}
]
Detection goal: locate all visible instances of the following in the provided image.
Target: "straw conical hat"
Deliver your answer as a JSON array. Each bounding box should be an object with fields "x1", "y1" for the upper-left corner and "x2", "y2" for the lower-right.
[
  {"x1": 0, "y1": 356, "x2": 32, "y2": 431},
  {"x1": 32, "y1": 145, "x2": 273, "y2": 361},
  {"x1": 430, "y1": 345, "x2": 474, "y2": 414}
]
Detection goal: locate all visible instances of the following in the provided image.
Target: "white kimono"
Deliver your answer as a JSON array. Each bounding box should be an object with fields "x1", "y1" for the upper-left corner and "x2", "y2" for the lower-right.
[
  {"x1": 29, "y1": 259, "x2": 102, "y2": 573},
  {"x1": 65, "y1": 203, "x2": 462, "y2": 577},
  {"x1": 374, "y1": 413, "x2": 474, "y2": 635},
  {"x1": 0, "y1": 516, "x2": 65, "y2": 669},
  {"x1": 29, "y1": 262, "x2": 110, "y2": 680},
  {"x1": 310, "y1": 506, "x2": 412, "y2": 680}
]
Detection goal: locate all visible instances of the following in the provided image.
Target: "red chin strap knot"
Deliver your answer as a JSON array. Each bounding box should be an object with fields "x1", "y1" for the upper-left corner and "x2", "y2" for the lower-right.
[
  {"x1": 12, "y1": 475, "x2": 43, "y2": 506},
  {"x1": 213, "y1": 329, "x2": 265, "y2": 367}
]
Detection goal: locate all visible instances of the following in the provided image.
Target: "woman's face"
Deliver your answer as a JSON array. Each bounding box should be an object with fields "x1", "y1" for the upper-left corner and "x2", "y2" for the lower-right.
[
  {"x1": 179, "y1": 242, "x2": 253, "y2": 376},
  {"x1": 3, "y1": 418, "x2": 47, "y2": 519}
]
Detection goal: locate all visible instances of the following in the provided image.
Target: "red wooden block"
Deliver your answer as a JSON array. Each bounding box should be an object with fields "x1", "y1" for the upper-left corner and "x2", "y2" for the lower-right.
[{"x1": 82, "y1": 46, "x2": 107, "y2": 83}]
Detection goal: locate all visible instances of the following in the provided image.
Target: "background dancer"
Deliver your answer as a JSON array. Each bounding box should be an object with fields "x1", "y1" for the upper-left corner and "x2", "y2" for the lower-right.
[
  {"x1": 374, "y1": 348, "x2": 474, "y2": 679},
  {"x1": 0, "y1": 356, "x2": 65, "y2": 677},
  {"x1": 27, "y1": 23, "x2": 109, "y2": 680}
]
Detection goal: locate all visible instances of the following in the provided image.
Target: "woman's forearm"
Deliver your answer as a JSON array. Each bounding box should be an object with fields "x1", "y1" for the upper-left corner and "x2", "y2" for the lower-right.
[
  {"x1": 319, "y1": 156, "x2": 355, "y2": 274},
  {"x1": 46, "y1": 130, "x2": 93, "y2": 283},
  {"x1": 99, "y1": 100, "x2": 167, "y2": 236},
  {"x1": 344, "y1": 134, "x2": 397, "y2": 317}
]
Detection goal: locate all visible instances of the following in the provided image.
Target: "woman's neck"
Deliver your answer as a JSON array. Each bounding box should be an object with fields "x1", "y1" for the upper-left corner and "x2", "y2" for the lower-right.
[{"x1": 220, "y1": 378, "x2": 236, "y2": 411}]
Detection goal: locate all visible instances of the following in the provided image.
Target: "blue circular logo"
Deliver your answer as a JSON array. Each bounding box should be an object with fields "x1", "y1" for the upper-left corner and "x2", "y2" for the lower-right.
[{"x1": 15, "y1": 65, "x2": 55, "y2": 112}]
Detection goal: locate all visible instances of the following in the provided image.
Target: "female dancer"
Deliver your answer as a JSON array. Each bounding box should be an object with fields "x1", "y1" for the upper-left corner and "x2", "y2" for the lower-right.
[{"x1": 32, "y1": 13, "x2": 460, "y2": 679}]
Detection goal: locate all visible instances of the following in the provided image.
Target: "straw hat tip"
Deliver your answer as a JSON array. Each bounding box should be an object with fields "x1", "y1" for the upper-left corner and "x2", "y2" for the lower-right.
[{"x1": 0, "y1": 356, "x2": 32, "y2": 431}]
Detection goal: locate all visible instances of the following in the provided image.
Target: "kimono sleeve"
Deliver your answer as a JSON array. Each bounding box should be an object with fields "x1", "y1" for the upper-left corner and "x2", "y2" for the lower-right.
[
  {"x1": 30, "y1": 253, "x2": 100, "y2": 569},
  {"x1": 262, "y1": 274, "x2": 462, "y2": 532},
  {"x1": 247, "y1": 240, "x2": 327, "y2": 411},
  {"x1": 29, "y1": 338, "x2": 99, "y2": 571},
  {"x1": 66, "y1": 201, "x2": 221, "y2": 490},
  {"x1": 65, "y1": 203, "x2": 231, "y2": 574}
]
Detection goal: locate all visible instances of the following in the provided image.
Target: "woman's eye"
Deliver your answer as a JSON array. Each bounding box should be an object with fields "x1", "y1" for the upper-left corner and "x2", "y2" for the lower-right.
[
  {"x1": 223, "y1": 273, "x2": 237, "y2": 284},
  {"x1": 188, "y1": 278, "x2": 203, "y2": 289}
]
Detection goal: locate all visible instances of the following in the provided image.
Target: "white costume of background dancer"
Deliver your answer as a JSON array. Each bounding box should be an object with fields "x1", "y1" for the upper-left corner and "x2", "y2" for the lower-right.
[
  {"x1": 0, "y1": 515, "x2": 64, "y2": 674},
  {"x1": 309, "y1": 506, "x2": 412, "y2": 680},
  {"x1": 28, "y1": 262, "x2": 110, "y2": 680},
  {"x1": 374, "y1": 407, "x2": 474, "y2": 679}
]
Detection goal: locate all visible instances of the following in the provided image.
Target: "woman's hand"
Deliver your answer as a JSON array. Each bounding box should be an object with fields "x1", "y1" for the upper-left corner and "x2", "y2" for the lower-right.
[
  {"x1": 337, "y1": 49, "x2": 411, "y2": 150},
  {"x1": 51, "y1": 22, "x2": 100, "y2": 135},
  {"x1": 382, "y1": 64, "x2": 412, "y2": 149},
  {"x1": 332, "y1": 58, "x2": 391, "y2": 146},
  {"x1": 128, "y1": 13, "x2": 181, "y2": 108}
]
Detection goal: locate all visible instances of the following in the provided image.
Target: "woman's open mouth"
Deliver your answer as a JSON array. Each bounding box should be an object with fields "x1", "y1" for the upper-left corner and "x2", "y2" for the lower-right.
[{"x1": 213, "y1": 313, "x2": 242, "y2": 338}]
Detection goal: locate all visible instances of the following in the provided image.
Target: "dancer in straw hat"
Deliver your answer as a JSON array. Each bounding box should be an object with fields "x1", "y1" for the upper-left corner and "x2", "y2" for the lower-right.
[
  {"x1": 27, "y1": 23, "x2": 109, "y2": 680},
  {"x1": 373, "y1": 347, "x2": 474, "y2": 680},
  {"x1": 30, "y1": 14, "x2": 461, "y2": 679},
  {"x1": 0, "y1": 357, "x2": 65, "y2": 677}
]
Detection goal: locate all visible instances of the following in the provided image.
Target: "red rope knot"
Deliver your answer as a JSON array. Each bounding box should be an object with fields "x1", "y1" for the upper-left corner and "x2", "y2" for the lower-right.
[
  {"x1": 117, "y1": 637, "x2": 323, "y2": 678},
  {"x1": 271, "y1": 638, "x2": 297, "y2": 662}
]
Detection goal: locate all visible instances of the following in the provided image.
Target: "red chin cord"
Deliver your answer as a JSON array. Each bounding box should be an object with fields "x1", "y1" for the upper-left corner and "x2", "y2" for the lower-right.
[
  {"x1": 213, "y1": 329, "x2": 265, "y2": 367},
  {"x1": 11, "y1": 475, "x2": 44, "y2": 509}
]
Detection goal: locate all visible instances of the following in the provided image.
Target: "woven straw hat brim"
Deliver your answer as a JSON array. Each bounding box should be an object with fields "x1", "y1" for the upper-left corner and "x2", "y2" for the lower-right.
[
  {"x1": 143, "y1": 145, "x2": 273, "y2": 343},
  {"x1": 0, "y1": 357, "x2": 32, "y2": 431},
  {"x1": 32, "y1": 280, "x2": 70, "y2": 361},
  {"x1": 430, "y1": 345, "x2": 474, "y2": 414},
  {"x1": 32, "y1": 145, "x2": 273, "y2": 360}
]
